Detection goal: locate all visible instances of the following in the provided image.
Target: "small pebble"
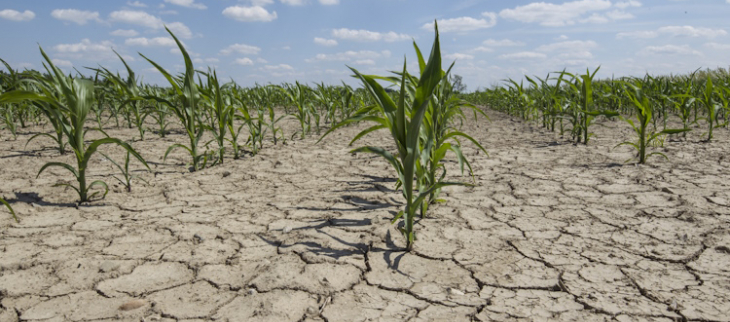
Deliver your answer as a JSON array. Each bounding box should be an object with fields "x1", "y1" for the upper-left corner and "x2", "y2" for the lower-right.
[
  {"x1": 119, "y1": 299, "x2": 146, "y2": 311},
  {"x1": 247, "y1": 288, "x2": 258, "y2": 295},
  {"x1": 448, "y1": 288, "x2": 465, "y2": 296},
  {"x1": 283, "y1": 226, "x2": 292, "y2": 233}
]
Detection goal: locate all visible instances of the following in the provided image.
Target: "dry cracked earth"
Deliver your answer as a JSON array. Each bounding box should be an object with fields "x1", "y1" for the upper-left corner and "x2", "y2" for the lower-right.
[{"x1": 1, "y1": 109, "x2": 729, "y2": 322}]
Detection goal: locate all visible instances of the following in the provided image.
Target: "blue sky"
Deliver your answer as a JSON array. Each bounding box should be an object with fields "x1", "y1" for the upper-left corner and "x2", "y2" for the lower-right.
[{"x1": 1, "y1": 0, "x2": 728, "y2": 90}]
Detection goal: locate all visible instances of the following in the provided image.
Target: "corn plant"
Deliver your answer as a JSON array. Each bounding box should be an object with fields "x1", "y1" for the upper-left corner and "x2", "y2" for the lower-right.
[
  {"x1": 140, "y1": 27, "x2": 206, "y2": 171},
  {"x1": 279, "y1": 82, "x2": 312, "y2": 139},
  {"x1": 560, "y1": 67, "x2": 619, "y2": 144},
  {"x1": 0, "y1": 47, "x2": 150, "y2": 202},
  {"x1": 100, "y1": 151, "x2": 149, "y2": 192},
  {"x1": 696, "y1": 77, "x2": 726, "y2": 141},
  {"x1": 93, "y1": 51, "x2": 150, "y2": 140},
  {"x1": 1, "y1": 197, "x2": 18, "y2": 223},
  {"x1": 322, "y1": 23, "x2": 466, "y2": 250},
  {"x1": 199, "y1": 69, "x2": 233, "y2": 164},
  {"x1": 618, "y1": 79, "x2": 690, "y2": 164}
]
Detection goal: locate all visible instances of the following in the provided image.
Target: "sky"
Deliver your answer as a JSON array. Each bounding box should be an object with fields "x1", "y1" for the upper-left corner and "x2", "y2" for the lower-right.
[{"x1": 0, "y1": 0, "x2": 729, "y2": 91}]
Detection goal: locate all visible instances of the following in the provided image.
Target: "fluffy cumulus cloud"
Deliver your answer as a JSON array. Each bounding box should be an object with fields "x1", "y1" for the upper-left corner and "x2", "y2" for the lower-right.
[
  {"x1": 658, "y1": 26, "x2": 727, "y2": 38},
  {"x1": 314, "y1": 37, "x2": 338, "y2": 46},
  {"x1": 422, "y1": 12, "x2": 497, "y2": 33},
  {"x1": 499, "y1": 51, "x2": 547, "y2": 60},
  {"x1": 222, "y1": 6, "x2": 277, "y2": 22},
  {"x1": 319, "y1": 0, "x2": 340, "y2": 5},
  {"x1": 234, "y1": 57, "x2": 254, "y2": 65},
  {"x1": 263, "y1": 64, "x2": 294, "y2": 70},
  {"x1": 164, "y1": 0, "x2": 207, "y2": 10},
  {"x1": 306, "y1": 50, "x2": 390, "y2": 62},
  {"x1": 109, "y1": 10, "x2": 163, "y2": 29},
  {"x1": 110, "y1": 29, "x2": 139, "y2": 37},
  {"x1": 108, "y1": 10, "x2": 192, "y2": 38},
  {"x1": 0, "y1": 9, "x2": 35, "y2": 21},
  {"x1": 51, "y1": 9, "x2": 102, "y2": 25},
  {"x1": 220, "y1": 43, "x2": 262, "y2": 55},
  {"x1": 51, "y1": 59, "x2": 73, "y2": 67},
  {"x1": 483, "y1": 38, "x2": 524, "y2": 47},
  {"x1": 639, "y1": 44, "x2": 702, "y2": 56},
  {"x1": 617, "y1": 25, "x2": 727, "y2": 40},
  {"x1": 54, "y1": 39, "x2": 114, "y2": 54},
  {"x1": 445, "y1": 53, "x2": 475, "y2": 60},
  {"x1": 331, "y1": 28, "x2": 410, "y2": 42},
  {"x1": 51, "y1": 39, "x2": 131, "y2": 62},
  {"x1": 125, "y1": 37, "x2": 177, "y2": 47},
  {"x1": 126, "y1": 1, "x2": 147, "y2": 8},
  {"x1": 499, "y1": 0, "x2": 617, "y2": 27},
  {"x1": 280, "y1": 0, "x2": 305, "y2": 5}
]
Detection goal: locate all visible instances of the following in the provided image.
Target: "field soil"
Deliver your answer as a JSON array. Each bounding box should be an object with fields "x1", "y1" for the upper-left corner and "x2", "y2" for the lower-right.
[{"x1": 1, "y1": 109, "x2": 729, "y2": 322}]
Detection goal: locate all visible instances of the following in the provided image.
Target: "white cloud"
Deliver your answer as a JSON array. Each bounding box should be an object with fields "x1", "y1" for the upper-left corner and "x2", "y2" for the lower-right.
[
  {"x1": 234, "y1": 58, "x2": 254, "y2": 65},
  {"x1": 483, "y1": 38, "x2": 524, "y2": 47},
  {"x1": 263, "y1": 64, "x2": 294, "y2": 70},
  {"x1": 109, "y1": 10, "x2": 163, "y2": 28},
  {"x1": 282, "y1": 46, "x2": 291, "y2": 50},
  {"x1": 353, "y1": 59, "x2": 375, "y2": 65},
  {"x1": 331, "y1": 28, "x2": 410, "y2": 42},
  {"x1": 127, "y1": 1, "x2": 148, "y2": 8},
  {"x1": 319, "y1": 0, "x2": 339, "y2": 5},
  {"x1": 125, "y1": 37, "x2": 177, "y2": 47},
  {"x1": 639, "y1": 44, "x2": 702, "y2": 56},
  {"x1": 159, "y1": 10, "x2": 178, "y2": 15},
  {"x1": 470, "y1": 46, "x2": 494, "y2": 53},
  {"x1": 616, "y1": 30, "x2": 658, "y2": 39},
  {"x1": 536, "y1": 40, "x2": 597, "y2": 52},
  {"x1": 52, "y1": 59, "x2": 73, "y2": 67},
  {"x1": 314, "y1": 37, "x2": 338, "y2": 46},
  {"x1": 249, "y1": 0, "x2": 275, "y2": 6},
  {"x1": 618, "y1": 26, "x2": 727, "y2": 40},
  {"x1": 222, "y1": 6, "x2": 277, "y2": 22},
  {"x1": 704, "y1": 42, "x2": 730, "y2": 50},
  {"x1": 206, "y1": 58, "x2": 220, "y2": 63},
  {"x1": 423, "y1": 13, "x2": 497, "y2": 33},
  {"x1": 499, "y1": 51, "x2": 547, "y2": 60},
  {"x1": 307, "y1": 50, "x2": 388, "y2": 62},
  {"x1": 445, "y1": 53, "x2": 475, "y2": 60},
  {"x1": 605, "y1": 10, "x2": 634, "y2": 20},
  {"x1": 615, "y1": 0, "x2": 641, "y2": 9},
  {"x1": 499, "y1": 0, "x2": 612, "y2": 27},
  {"x1": 658, "y1": 26, "x2": 727, "y2": 38},
  {"x1": 0, "y1": 9, "x2": 35, "y2": 21},
  {"x1": 280, "y1": 0, "x2": 305, "y2": 5},
  {"x1": 108, "y1": 10, "x2": 191, "y2": 38},
  {"x1": 164, "y1": 0, "x2": 207, "y2": 10},
  {"x1": 166, "y1": 21, "x2": 192, "y2": 38},
  {"x1": 110, "y1": 29, "x2": 139, "y2": 37},
  {"x1": 51, "y1": 9, "x2": 102, "y2": 25},
  {"x1": 54, "y1": 39, "x2": 114, "y2": 53},
  {"x1": 255, "y1": 58, "x2": 268, "y2": 63},
  {"x1": 220, "y1": 43, "x2": 262, "y2": 55}
]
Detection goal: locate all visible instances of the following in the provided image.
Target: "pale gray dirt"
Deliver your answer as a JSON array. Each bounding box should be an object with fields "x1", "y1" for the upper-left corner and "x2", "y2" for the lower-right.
[{"x1": 1, "y1": 109, "x2": 729, "y2": 321}]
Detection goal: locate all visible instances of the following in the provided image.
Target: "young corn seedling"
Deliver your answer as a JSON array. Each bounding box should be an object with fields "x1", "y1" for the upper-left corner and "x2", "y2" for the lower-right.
[
  {"x1": 1, "y1": 197, "x2": 18, "y2": 223},
  {"x1": 199, "y1": 69, "x2": 233, "y2": 164},
  {"x1": 100, "y1": 151, "x2": 149, "y2": 192},
  {"x1": 1, "y1": 47, "x2": 150, "y2": 203},
  {"x1": 141, "y1": 27, "x2": 206, "y2": 171},
  {"x1": 618, "y1": 78, "x2": 690, "y2": 164},
  {"x1": 696, "y1": 77, "x2": 727, "y2": 141},
  {"x1": 322, "y1": 23, "x2": 466, "y2": 250},
  {"x1": 560, "y1": 67, "x2": 619, "y2": 144},
  {"x1": 279, "y1": 82, "x2": 312, "y2": 139}
]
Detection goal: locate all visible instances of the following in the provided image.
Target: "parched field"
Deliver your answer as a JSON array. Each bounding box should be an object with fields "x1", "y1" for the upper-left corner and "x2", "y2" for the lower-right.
[{"x1": 1, "y1": 109, "x2": 729, "y2": 322}]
